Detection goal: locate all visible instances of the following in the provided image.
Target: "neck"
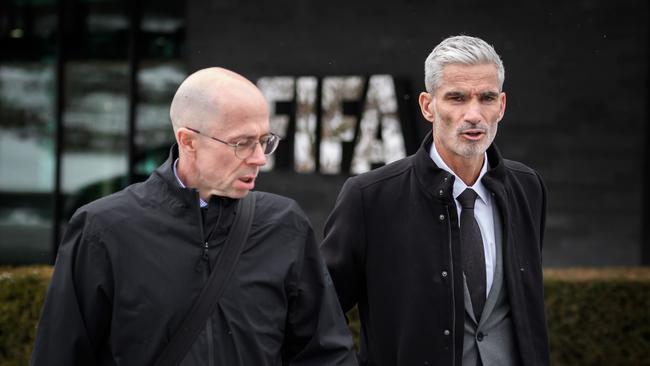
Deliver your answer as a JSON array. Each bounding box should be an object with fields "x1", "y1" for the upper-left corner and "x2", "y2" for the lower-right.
[
  {"x1": 177, "y1": 157, "x2": 211, "y2": 201},
  {"x1": 436, "y1": 143, "x2": 484, "y2": 186}
]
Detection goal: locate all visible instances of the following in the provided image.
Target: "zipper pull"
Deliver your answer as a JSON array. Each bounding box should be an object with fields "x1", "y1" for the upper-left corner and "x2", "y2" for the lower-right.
[
  {"x1": 202, "y1": 241, "x2": 209, "y2": 261},
  {"x1": 195, "y1": 241, "x2": 210, "y2": 273}
]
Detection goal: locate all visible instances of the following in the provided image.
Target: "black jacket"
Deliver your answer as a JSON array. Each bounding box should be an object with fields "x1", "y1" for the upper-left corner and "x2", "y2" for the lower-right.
[
  {"x1": 321, "y1": 133, "x2": 549, "y2": 366},
  {"x1": 32, "y1": 146, "x2": 356, "y2": 366}
]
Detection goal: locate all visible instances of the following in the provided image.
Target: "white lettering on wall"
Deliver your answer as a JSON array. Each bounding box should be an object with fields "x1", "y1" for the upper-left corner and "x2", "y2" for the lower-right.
[
  {"x1": 257, "y1": 75, "x2": 406, "y2": 175},
  {"x1": 351, "y1": 75, "x2": 406, "y2": 174}
]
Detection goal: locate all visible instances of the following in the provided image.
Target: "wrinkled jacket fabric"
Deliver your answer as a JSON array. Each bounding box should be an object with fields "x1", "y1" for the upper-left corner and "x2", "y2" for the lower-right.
[
  {"x1": 31, "y1": 145, "x2": 356, "y2": 366},
  {"x1": 321, "y1": 133, "x2": 550, "y2": 366}
]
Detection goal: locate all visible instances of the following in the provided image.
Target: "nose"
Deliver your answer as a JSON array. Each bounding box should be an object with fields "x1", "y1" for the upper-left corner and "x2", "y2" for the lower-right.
[
  {"x1": 464, "y1": 99, "x2": 483, "y2": 125},
  {"x1": 245, "y1": 142, "x2": 267, "y2": 166}
]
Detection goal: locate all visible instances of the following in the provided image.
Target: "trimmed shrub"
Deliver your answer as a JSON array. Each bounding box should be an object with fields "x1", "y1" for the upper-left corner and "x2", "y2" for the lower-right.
[
  {"x1": 544, "y1": 268, "x2": 650, "y2": 366},
  {"x1": 1, "y1": 266, "x2": 648, "y2": 365},
  {"x1": 0, "y1": 266, "x2": 51, "y2": 366}
]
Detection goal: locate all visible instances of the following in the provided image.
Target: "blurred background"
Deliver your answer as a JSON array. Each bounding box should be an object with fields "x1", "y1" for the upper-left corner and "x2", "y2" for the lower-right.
[{"x1": 0, "y1": 0, "x2": 648, "y2": 267}]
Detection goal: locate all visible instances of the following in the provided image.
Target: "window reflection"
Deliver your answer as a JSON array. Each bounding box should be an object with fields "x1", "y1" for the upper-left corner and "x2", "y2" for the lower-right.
[
  {"x1": 0, "y1": 0, "x2": 57, "y2": 264},
  {"x1": 61, "y1": 61, "x2": 129, "y2": 197},
  {"x1": 0, "y1": 0, "x2": 186, "y2": 264},
  {"x1": 134, "y1": 62, "x2": 185, "y2": 173},
  {"x1": 133, "y1": 2, "x2": 186, "y2": 175}
]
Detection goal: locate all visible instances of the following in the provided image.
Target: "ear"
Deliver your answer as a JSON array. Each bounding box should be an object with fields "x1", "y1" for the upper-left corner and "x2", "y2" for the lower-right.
[
  {"x1": 497, "y1": 92, "x2": 507, "y2": 123},
  {"x1": 176, "y1": 127, "x2": 197, "y2": 154},
  {"x1": 418, "y1": 92, "x2": 436, "y2": 123}
]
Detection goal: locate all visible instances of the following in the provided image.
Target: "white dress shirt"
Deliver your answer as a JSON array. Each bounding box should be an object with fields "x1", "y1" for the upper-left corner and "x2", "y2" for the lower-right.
[{"x1": 430, "y1": 144, "x2": 496, "y2": 297}]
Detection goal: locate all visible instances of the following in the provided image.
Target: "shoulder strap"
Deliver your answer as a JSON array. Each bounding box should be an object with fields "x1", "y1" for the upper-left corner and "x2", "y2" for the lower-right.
[{"x1": 155, "y1": 193, "x2": 256, "y2": 366}]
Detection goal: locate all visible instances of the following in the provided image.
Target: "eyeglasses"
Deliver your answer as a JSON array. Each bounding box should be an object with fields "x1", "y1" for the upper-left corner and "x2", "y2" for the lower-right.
[{"x1": 185, "y1": 127, "x2": 281, "y2": 160}]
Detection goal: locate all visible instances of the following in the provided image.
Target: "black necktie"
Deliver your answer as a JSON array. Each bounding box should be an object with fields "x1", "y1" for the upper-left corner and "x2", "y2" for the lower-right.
[{"x1": 457, "y1": 188, "x2": 486, "y2": 320}]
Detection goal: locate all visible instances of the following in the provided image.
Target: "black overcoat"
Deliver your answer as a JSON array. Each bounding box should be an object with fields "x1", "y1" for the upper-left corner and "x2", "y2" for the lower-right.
[{"x1": 322, "y1": 133, "x2": 549, "y2": 366}]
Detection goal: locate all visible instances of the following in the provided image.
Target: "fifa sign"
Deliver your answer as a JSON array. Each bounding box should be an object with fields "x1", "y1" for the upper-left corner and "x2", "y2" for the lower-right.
[{"x1": 257, "y1": 75, "x2": 407, "y2": 175}]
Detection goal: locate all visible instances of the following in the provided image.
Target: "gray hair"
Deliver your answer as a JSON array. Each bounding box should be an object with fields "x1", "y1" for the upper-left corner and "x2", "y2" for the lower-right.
[{"x1": 424, "y1": 35, "x2": 505, "y2": 93}]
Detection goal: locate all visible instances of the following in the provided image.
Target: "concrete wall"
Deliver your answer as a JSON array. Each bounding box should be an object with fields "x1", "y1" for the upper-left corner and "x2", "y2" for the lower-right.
[{"x1": 187, "y1": 0, "x2": 648, "y2": 266}]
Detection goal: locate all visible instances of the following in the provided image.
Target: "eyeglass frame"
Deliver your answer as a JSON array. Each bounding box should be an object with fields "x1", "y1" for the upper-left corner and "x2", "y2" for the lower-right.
[{"x1": 184, "y1": 126, "x2": 281, "y2": 160}]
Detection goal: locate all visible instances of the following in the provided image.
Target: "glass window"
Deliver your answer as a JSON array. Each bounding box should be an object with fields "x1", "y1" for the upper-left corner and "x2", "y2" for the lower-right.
[
  {"x1": 0, "y1": 0, "x2": 57, "y2": 264},
  {"x1": 134, "y1": 0, "x2": 186, "y2": 176},
  {"x1": 60, "y1": 0, "x2": 130, "y2": 225}
]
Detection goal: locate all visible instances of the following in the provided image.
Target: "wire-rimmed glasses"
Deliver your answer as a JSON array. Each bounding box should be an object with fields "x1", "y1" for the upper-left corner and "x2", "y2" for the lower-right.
[{"x1": 185, "y1": 127, "x2": 280, "y2": 160}]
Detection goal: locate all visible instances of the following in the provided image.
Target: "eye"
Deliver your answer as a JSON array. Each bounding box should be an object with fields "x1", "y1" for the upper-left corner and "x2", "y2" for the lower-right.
[
  {"x1": 481, "y1": 93, "x2": 499, "y2": 102},
  {"x1": 235, "y1": 138, "x2": 256, "y2": 149},
  {"x1": 446, "y1": 93, "x2": 466, "y2": 102},
  {"x1": 260, "y1": 135, "x2": 274, "y2": 145}
]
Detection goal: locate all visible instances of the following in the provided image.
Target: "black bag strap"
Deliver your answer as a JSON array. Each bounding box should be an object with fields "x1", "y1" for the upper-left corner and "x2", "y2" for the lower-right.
[{"x1": 155, "y1": 193, "x2": 256, "y2": 366}]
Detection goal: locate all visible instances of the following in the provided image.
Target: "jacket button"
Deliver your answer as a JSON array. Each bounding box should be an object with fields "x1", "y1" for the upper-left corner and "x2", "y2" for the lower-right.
[
  {"x1": 441, "y1": 271, "x2": 448, "y2": 278},
  {"x1": 477, "y1": 332, "x2": 484, "y2": 341},
  {"x1": 439, "y1": 214, "x2": 445, "y2": 221},
  {"x1": 443, "y1": 329, "x2": 450, "y2": 336}
]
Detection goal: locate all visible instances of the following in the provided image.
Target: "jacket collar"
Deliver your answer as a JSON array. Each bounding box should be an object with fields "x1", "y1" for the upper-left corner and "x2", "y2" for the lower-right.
[
  {"x1": 150, "y1": 144, "x2": 198, "y2": 209},
  {"x1": 413, "y1": 132, "x2": 507, "y2": 202},
  {"x1": 150, "y1": 144, "x2": 236, "y2": 211}
]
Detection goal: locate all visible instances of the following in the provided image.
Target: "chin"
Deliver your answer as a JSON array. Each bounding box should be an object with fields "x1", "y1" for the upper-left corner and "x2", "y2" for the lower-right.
[
  {"x1": 230, "y1": 190, "x2": 250, "y2": 199},
  {"x1": 455, "y1": 147, "x2": 483, "y2": 158},
  {"x1": 457, "y1": 141, "x2": 490, "y2": 157}
]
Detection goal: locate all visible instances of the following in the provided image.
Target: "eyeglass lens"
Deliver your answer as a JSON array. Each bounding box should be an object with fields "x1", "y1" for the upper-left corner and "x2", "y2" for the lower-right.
[{"x1": 235, "y1": 135, "x2": 279, "y2": 159}]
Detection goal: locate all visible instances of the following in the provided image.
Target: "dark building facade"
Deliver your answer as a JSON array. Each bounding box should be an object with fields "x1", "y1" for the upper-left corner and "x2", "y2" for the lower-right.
[{"x1": 1, "y1": 0, "x2": 648, "y2": 266}]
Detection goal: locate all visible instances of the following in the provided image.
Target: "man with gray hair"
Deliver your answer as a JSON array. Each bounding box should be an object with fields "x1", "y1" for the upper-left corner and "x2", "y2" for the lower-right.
[
  {"x1": 32, "y1": 67, "x2": 357, "y2": 365},
  {"x1": 322, "y1": 35, "x2": 550, "y2": 365}
]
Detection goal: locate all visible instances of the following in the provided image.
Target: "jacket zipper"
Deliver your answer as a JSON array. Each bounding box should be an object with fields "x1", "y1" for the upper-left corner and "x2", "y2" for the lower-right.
[
  {"x1": 202, "y1": 248, "x2": 215, "y2": 366},
  {"x1": 196, "y1": 197, "x2": 215, "y2": 366},
  {"x1": 202, "y1": 241, "x2": 209, "y2": 262},
  {"x1": 445, "y1": 205, "x2": 456, "y2": 366}
]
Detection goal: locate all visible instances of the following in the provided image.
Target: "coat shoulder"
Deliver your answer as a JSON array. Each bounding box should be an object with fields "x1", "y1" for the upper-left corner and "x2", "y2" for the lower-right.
[
  {"x1": 251, "y1": 191, "x2": 311, "y2": 232},
  {"x1": 71, "y1": 182, "x2": 147, "y2": 232},
  {"x1": 502, "y1": 159, "x2": 545, "y2": 187},
  {"x1": 349, "y1": 155, "x2": 414, "y2": 190}
]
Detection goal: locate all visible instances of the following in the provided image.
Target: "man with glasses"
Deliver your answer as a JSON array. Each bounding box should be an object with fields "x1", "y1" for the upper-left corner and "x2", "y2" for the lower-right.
[
  {"x1": 32, "y1": 67, "x2": 357, "y2": 365},
  {"x1": 322, "y1": 36, "x2": 550, "y2": 365}
]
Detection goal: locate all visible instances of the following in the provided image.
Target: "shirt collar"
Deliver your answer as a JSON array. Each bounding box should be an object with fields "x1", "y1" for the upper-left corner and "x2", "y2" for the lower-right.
[
  {"x1": 429, "y1": 141, "x2": 491, "y2": 205},
  {"x1": 173, "y1": 158, "x2": 208, "y2": 208}
]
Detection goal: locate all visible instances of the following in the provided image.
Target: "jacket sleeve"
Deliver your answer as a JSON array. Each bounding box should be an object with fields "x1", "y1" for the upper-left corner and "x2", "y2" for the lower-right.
[
  {"x1": 31, "y1": 210, "x2": 114, "y2": 366},
  {"x1": 283, "y1": 224, "x2": 358, "y2": 366},
  {"x1": 320, "y1": 177, "x2": 366, "y2": 313}
]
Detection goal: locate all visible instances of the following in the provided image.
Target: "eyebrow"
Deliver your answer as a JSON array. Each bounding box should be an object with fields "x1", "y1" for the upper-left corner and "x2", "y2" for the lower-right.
[
  {"x1": 480, "y1": 91, "x2": 500, "y2": 98},
  {"x1": 227, "y1": 132, "x2": 272, "y2": 141},
  {"x1": 442, "y1": 90, "x2": 500, "y2": 98},
  {"x1": 444, "y1": 91, "x2": 466, "y2": 98}
]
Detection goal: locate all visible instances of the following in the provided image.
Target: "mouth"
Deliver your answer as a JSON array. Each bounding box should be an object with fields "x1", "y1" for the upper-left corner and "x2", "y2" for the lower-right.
[
  {"x1": 236, "y1": 174, "x2": 257, "y2": 190},
  {"x1": 460, "y1": 129, "x2": 486, "y2": 141}
]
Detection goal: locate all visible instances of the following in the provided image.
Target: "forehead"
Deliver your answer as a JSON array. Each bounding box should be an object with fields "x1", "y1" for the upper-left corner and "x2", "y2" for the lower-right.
[
  {"x1": 208, "y1": 93, "x2": 270, "y2": 138},
  {"x1": 437, "y1": 63, "x2": 500, "y2": 93}
]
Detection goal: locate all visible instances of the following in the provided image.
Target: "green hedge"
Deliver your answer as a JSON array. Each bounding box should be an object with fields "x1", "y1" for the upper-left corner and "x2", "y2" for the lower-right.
[
  {"x1": 1, "y1": 266, "x2": 649, "y2": 366},
  {"x1": 0, "y1": 266, "x2": 51, "y2": 366},
  {"x1": 543, "y1": 268, "x2": 650, "y2": 365}
]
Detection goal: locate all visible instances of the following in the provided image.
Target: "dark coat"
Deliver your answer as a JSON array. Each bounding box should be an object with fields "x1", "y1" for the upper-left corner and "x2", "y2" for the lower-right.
[
  {"x1": 321, "y1": 133, "x2": 549, "y2": 366},
  {"x1": 31, "y1": 146, "x2": 356, "y2": 366}
]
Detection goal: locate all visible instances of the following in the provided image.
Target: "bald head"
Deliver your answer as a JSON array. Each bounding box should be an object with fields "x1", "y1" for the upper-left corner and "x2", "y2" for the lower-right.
[{"x1": 169, "y1": 67, "x2": 267, "y2": 136}]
